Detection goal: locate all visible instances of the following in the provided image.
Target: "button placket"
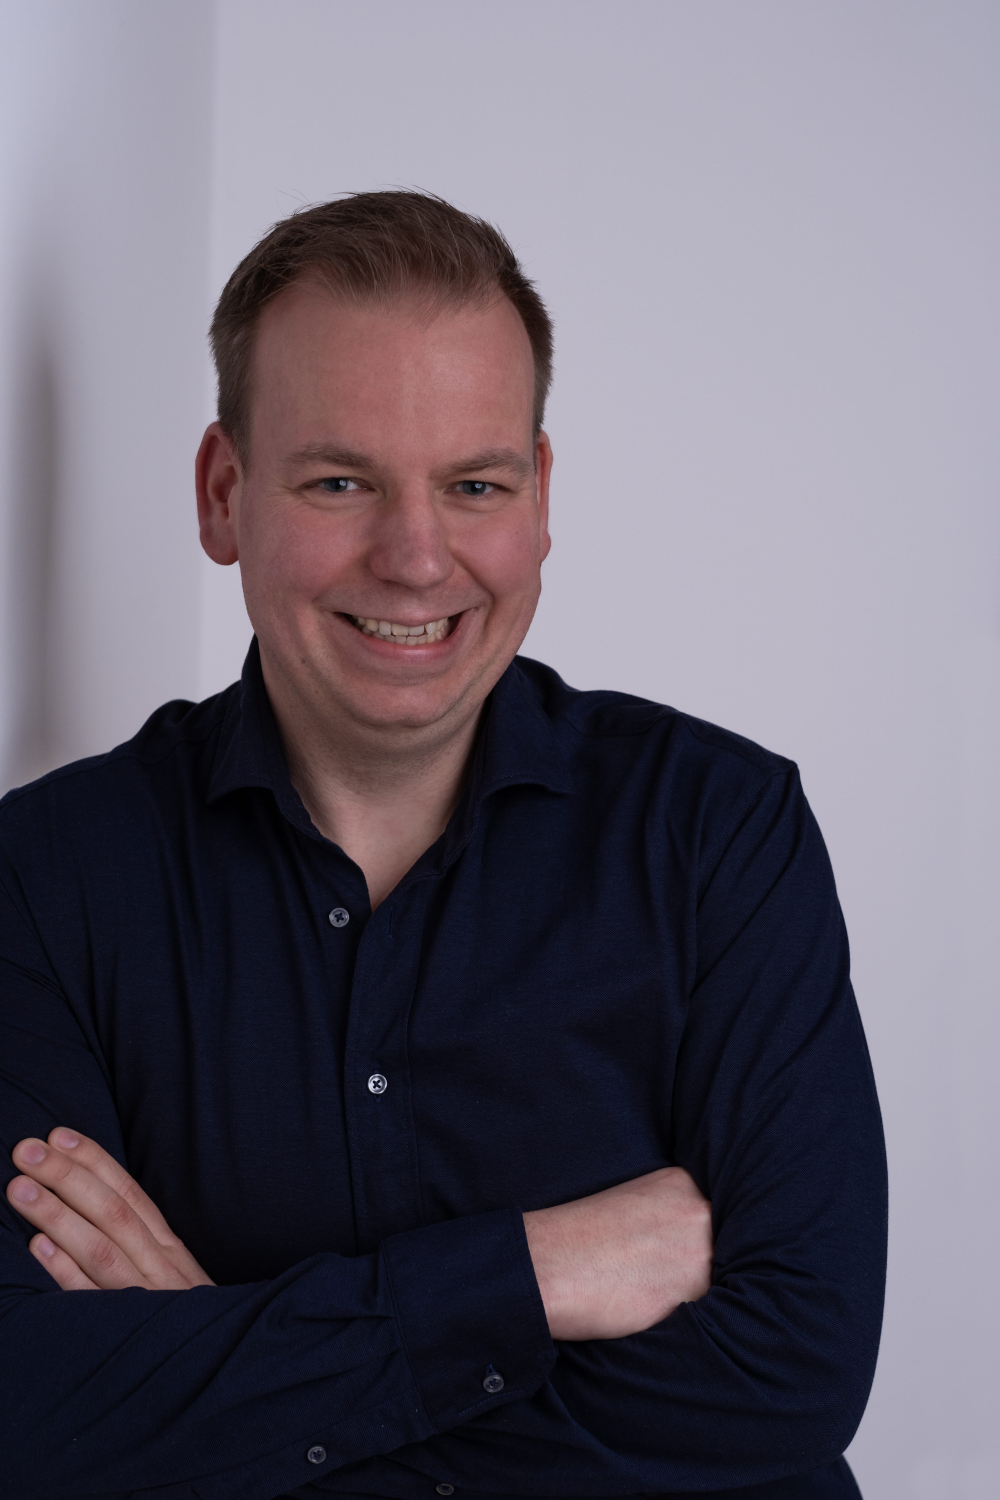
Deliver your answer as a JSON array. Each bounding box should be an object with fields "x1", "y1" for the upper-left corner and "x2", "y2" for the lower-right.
[{"x1": 341, "y1": 889, "x2": 427, "y2": 1250}]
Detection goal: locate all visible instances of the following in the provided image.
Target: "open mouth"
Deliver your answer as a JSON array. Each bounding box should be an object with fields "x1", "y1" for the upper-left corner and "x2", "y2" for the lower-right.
[{"x1": 344, "y1": 613, "x2": 457, "y2": 646}]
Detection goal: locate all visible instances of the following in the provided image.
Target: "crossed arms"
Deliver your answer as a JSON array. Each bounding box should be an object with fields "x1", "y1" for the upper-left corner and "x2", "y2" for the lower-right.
[
  {"x1": 0, "y1": 765, "x2": 887, "y2": 1498},
  {"x1": 8, "y1": 1130, "x2": 713, "y2": 1337}
]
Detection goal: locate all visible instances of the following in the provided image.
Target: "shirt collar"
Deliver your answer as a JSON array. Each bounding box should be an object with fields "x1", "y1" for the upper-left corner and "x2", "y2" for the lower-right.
[
  {"x1": 207, "y1": 638, "x2": 572, "y2": 839},
  {"x1": 207, "y1": 638, "x2": 315, "y2": 836}
]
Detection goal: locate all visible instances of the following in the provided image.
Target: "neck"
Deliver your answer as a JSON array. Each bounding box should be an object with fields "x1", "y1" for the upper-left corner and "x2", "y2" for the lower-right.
[{"x1": 260, "y1": 656, "x2": 483, "y2": 909}]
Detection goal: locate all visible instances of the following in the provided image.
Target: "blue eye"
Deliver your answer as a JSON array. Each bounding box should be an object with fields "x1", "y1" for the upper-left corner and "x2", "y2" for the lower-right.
[
  {"x1": 457, "y1": 481, "x2": 492, "y2": 496},
  {"x1": 319, "y1": 477, "x2": 357, "y2": 493}
]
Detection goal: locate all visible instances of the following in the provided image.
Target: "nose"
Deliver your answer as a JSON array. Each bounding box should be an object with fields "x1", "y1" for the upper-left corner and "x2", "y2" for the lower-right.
[{"x1": 367, "y1": 487, "x2": 455, "y2": 592}]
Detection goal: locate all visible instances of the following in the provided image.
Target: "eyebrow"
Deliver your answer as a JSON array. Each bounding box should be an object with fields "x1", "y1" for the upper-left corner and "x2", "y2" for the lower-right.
[
  {"x1": 439, "y1": 449, "x2": 534, "y2": 480},
  {"x1": 285, "y1": 443, "x2": 534, "y2": 481},
  {"x1": 286, "y1": 444, "x2": 375, "y2": 469}
]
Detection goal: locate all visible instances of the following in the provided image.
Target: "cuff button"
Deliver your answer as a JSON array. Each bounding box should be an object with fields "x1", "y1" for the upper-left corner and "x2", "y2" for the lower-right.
[
  {"x1": 306, "y1": 1445, "x2": 327, "y2": 1464},
  {"x1": 482, "y1": 1367, "x2": 504, "y2": 1394}
]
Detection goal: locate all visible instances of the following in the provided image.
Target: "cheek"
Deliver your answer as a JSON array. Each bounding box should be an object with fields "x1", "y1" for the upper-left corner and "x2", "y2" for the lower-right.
[
  {"x1": 461, "y1": 512, "x2": 543, "y2": 609},
  {"x1": 242, "y1": 504, "x2": 355, "y2": 611}
]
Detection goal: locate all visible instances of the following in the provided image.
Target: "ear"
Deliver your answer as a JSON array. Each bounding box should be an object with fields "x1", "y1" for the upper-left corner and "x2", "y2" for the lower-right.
[
  {"x1": 535, "y1": 430, "x2": 553, "y2": 563},
  {"x1": 196, "y1": 422, "x2": 243, "y2": 565}
]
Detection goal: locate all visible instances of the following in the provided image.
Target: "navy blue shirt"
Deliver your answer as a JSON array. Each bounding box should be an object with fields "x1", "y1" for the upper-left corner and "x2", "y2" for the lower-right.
[{"x1": 0, "y1": 642, "x2": 886, "y2": 1500}]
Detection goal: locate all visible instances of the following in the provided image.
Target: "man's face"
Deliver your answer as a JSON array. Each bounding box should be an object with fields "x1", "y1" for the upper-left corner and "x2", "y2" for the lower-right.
[{"x1": 202, "y1": 280, "x2": 551, "y2": 739}]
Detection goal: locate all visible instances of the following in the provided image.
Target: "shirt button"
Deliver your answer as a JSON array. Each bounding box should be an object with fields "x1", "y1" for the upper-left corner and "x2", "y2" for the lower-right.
[
  {"x1": 306, "y1": 1445, "x2": 327, "y2": 1464},
  {"x1": 482, "y1": 1367, "x2": 504, "y2": 1394},
  {"x1": 328, "y1": 907, "x2": 350, "y2": 928},
  {"x1": 436, "y1": 1486, "x2": 455, "y2": 1496},
  {"x1": 367, "y1": 1073, "x2": 388, "y2": 1095}
]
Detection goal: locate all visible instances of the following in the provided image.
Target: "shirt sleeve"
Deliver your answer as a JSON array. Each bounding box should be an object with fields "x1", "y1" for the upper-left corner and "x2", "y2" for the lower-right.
[
  {"x1": 325, "y1": 766, "x2": 888, "y2": 1497},
  {"x1": 0, "y1": 880, "x2": 554, "y2": 1499}
]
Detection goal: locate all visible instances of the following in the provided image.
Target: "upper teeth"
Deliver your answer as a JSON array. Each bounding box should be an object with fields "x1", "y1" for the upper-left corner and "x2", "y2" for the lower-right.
[{"x1": 354, "y1": 616, "x2": 450, "y2": 644}]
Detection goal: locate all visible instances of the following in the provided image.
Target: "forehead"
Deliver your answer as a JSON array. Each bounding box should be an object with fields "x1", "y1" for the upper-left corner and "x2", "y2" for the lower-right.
[{"x1": 250, "y1": 281, "x2": 535, "y2": 457}]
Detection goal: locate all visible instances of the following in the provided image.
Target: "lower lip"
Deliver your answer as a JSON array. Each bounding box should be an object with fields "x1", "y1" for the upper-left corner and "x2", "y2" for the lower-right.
[{"x1": 337, "y1": 612, "x2": 466, "y2": 658}]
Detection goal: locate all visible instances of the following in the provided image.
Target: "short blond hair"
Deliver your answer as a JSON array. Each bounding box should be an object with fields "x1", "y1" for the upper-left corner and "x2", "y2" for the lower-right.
[{"x1": 210, "y1": 190, "x2": 554, "y2": 465}]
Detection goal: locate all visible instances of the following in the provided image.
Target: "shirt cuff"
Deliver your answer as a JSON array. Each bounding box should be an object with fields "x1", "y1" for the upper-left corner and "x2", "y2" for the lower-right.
[{"x1": 380, "y1": 1206, "x2": 555, "y2": 1431}]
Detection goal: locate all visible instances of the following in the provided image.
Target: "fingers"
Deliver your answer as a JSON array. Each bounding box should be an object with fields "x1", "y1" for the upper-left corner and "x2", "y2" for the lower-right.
[
  {"x1": 7, "y1": 1171, "x2": 152, "y2": 1289},
  {"x1": 45, "y1": 1129, "x2": 180, "y2": 1245},
  {"x1": 9, "y1": 1132, "x2": 215, "y2": 1291},
  {"x1": 29, "y1": 1233, "x2": 99, "y2": 1291}
]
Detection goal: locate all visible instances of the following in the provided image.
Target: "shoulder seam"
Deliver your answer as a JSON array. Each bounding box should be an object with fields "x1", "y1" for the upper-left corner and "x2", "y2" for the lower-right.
[
  {"x1": 681, "y1": 714, "x2": 794, "y2": 773},
  {"x1": 560, "y1": 700, "x2": 792, "y2": 772},
  {"x1": 560, "y1": 704, "x2": 672, "y2": 741}
]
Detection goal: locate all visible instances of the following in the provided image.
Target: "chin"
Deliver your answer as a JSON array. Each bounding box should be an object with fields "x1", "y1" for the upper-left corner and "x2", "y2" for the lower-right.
[{"x1": 333, "y1": 678, "x2": 474, "y2": 734}]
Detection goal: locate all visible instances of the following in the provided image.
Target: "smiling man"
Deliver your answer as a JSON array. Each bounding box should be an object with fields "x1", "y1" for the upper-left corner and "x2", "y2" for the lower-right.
[
  {"x1": 0, "y1": 193, "x2": 886, "y2": 1500},
  {"x1": 199, "y1": 273, "x2": 555, "y2": 907}
]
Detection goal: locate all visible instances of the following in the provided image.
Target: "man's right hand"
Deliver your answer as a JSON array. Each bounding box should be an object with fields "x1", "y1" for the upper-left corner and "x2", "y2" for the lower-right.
[{"x1": 523, "y1": 1166, "x2": 713, "y2": 1341}]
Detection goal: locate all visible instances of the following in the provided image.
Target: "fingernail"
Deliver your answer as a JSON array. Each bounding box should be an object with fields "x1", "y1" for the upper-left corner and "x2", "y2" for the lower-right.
[
  {"x1": 17, "y1": 1141, "x2": 45, "y2": 1165},
  {"x1": 10, "y1": 1179, "x2": 39, "y2": 1203},
  {"x1": 34, "y1": 1235, "x2": 55, "y2": 1258},
  {"x1": 52, "y1": 1130, "x2": 79, "y2": 1149}
]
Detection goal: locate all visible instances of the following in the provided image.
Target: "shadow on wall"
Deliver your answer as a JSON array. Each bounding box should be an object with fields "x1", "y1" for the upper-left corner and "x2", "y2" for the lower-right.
[{"x1": 3, "y1": 264, "x2": 62, "y2": 791}]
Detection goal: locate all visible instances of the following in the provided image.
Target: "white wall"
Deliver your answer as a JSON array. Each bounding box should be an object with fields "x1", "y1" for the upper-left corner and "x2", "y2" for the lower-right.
[
  {"x1": 0, "y1": 0, "x2": 213, "y2": 782},
  {"x1": 2, "y1": 3, "x2": 999, "y2": 1495}
]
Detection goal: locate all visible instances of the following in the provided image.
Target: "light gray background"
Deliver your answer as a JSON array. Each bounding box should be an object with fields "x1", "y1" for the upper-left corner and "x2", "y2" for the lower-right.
[{"x1": 1, "y1": 4, "x2": 997, "y2": 1496}]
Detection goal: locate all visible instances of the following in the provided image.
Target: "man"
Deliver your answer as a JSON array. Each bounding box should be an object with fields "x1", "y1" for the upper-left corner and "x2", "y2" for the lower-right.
[{"x1": 0, "y1": 192, "x2": 886, "y2": 1499}]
